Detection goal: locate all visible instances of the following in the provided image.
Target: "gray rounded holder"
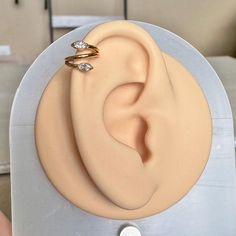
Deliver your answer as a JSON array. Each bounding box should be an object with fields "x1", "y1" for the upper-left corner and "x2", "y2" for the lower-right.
[{"x1": 10, "y1": 21, "x2": 236, "y2": 236}]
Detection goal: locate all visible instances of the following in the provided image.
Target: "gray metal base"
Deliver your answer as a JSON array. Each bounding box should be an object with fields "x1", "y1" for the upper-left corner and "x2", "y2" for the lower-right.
[{"x1": 10, "y1": 21, "x2": 236, "y2": 236}]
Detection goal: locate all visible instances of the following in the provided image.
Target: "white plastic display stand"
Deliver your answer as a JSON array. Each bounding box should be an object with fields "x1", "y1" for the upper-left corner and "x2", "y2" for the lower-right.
[{"x1": 10, "y1": 21, "x2": 236, "y2": 236}]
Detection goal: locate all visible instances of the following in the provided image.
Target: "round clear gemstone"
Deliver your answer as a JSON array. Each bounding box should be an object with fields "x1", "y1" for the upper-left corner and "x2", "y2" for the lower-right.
[
  {"x1": 72, "y1": 40, "x2": 88, "y2": 49},
  {"x1": 78, "y1": 63, "x2": 93, "y2": 72}
]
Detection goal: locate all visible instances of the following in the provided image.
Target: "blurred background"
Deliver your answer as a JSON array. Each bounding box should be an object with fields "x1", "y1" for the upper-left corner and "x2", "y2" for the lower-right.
[
  {"x1": 0, "y1": 0, "x2": 236, "y2": 64},
  {"x1": 0, "y1": 0, "x2": 236, "y2": 221}
]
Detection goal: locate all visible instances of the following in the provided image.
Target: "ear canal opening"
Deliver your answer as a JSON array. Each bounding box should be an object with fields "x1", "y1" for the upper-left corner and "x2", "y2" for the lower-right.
[
  {"x1": 133, "y1": 116, "x2": 151, "y2": 163},
  {"x1": 103, "y1": 82, "x2": 151, "y2": 163}
]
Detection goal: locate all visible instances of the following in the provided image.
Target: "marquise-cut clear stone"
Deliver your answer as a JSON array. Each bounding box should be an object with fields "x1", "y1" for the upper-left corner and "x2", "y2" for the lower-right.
[
  {"x1": 72, "y1": 40, "x2": 88, "y2": 49},
  {"x1": 77, "y1": 63, "x2": 93, "y2": 72}
]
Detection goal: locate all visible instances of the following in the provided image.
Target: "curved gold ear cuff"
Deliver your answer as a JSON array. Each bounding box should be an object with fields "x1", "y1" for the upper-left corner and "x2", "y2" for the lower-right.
[{"x1": 65, "y1": 40, "x2": 99, "y2": 72}]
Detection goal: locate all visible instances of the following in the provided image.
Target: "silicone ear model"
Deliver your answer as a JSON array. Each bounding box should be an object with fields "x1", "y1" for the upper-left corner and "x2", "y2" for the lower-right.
[
  {"x1": 36, "y1": 20, "x2": 212, "y2": 219},
  {"x1": 70, "y1": 22, "x2": 176, "y2": 210}
]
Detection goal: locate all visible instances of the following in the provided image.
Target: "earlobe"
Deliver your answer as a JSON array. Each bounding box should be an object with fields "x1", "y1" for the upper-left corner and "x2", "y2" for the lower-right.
[{"x1": 70, "y1": 21, "x2": 171, "y2": 209}]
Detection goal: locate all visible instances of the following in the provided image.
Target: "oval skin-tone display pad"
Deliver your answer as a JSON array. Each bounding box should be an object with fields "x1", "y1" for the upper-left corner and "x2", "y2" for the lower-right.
[{"x1": 35, "y1": 20, "x2": 212, "y2": 219}]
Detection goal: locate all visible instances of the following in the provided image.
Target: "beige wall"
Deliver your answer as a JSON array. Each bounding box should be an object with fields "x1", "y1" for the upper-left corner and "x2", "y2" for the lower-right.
[
  {"x1": 129, "y1": 0, "x2": 236, "y2": 56},
  {"x1": 0, "y1": 0, "x2": 236, "y2": 63},
  {"x1": 0, "y1": 0, "x2": 49, "y2": 63}
]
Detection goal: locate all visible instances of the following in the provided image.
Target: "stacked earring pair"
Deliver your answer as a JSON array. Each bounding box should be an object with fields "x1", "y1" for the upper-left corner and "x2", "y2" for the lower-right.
[{"x1": 65, "y1": 40, "x2": 99, "y2": 72}]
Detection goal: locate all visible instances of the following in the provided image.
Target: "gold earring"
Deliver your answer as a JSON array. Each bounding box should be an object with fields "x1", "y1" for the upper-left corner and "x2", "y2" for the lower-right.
[{"x1": 65, "y1": 40, "x2": 99, "y2": 72}]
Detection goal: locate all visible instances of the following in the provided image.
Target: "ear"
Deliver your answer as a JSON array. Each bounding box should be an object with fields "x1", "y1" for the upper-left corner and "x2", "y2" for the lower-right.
[{"x1": 70, "y1": 20, "x2": 176, "y2": 210}]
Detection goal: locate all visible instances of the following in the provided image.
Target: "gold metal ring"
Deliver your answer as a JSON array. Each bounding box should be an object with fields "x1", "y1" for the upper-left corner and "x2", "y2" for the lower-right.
[
  {"x1": 65, "y1": 40, "x2": 99, "y2": 72},
  {"x1": 65, "y1": 52, "x2": 99, "y2": 61}
]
